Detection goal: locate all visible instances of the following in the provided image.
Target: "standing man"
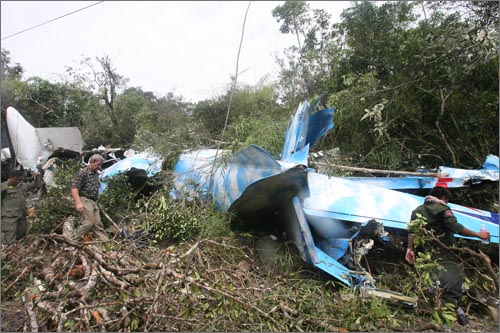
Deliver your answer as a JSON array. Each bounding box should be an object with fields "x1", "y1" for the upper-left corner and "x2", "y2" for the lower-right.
[
  {"x1": 71, "y1": 154, "x2": 109, "y2": 241},
  {"x1": 405, "y1": 186, "x2": 490, "y2": 326},
  {"x1": 1, "y1": 170, "x2": 40, "y2": 244}
]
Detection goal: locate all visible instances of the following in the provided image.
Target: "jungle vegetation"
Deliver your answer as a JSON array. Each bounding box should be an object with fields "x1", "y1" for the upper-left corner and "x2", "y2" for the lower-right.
[
  {"x1": 2, "y1": 1, "x2": 498, "y2": 170},
  {"x1": 1, "y1": 1, "x2": 498, "y2": 332}
]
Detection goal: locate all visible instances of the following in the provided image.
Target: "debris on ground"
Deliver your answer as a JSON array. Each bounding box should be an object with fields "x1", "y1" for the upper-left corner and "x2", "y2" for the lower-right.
[{"x1": 1, "y1": 234, "x2": 498, "y2": 332}]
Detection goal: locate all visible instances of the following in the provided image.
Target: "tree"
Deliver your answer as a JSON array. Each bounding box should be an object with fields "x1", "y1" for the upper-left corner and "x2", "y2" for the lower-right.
[
  {"x1": 193, "y1": 82, "x2": 287, "y2": 156},
  {"x1": 326, "y1": 1, "x2": 422, "y2": 168},
  {"x1": 192, "y1": 93, "x2": 222, "y2": 140},
  {"x1": 276, "y1": 1, "x2": 498, "y2": 169},
  {"x1": 272, "y1": 2, "x2": 340, "y2": 107},
  {"x1": 1, "y1": 48, "x2": 23, "y2": 82},
  {"x1": 0, "y1": 49, "x2": 93, "y2": 129},
  {"x1": 114, "y1": 87, "x2": 146, "y2": 146},
  {"x1": 272, "y1": 1, "x2": 310, "y2": 52},
  {"x1": 17, "y1": 77, "x2": 94, "y2": 128},
  {"x1": 272, "y1": 1, "x2": 315, "y2": 102},
  {"x1": 1, "y1": 48, "x2": 25, "y2": 111},
  {"x1": 133, "y1": 90, "x2": 206, "y2": 156},
  {"x1": 66, "y1": 55, "x2": 130, "y2": 145}
]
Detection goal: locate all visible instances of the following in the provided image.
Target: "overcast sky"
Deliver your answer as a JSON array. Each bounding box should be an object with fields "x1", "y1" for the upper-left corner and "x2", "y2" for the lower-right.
[{"x1": 1, "y1": 1, "x2": 350, "y2": 102}]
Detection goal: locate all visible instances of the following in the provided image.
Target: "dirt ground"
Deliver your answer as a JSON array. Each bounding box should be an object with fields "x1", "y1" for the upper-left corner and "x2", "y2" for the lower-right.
[{"x1": 1, "y1": 301, "x2": 29, "y2": 332}]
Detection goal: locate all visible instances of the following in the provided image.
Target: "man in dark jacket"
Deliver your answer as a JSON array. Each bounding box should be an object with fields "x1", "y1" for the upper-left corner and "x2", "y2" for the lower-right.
[
  {"x1": 1, "y1": 170, "x2": 40, "y2": 244},
  {"x1": 405, "y1": 186, "x2": 490, "y2": 325}
]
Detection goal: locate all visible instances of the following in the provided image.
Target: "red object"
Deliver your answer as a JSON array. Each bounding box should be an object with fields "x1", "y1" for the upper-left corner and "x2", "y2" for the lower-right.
[{"x1": 436, "y1": 178, "x2": 452, "y2": 188}]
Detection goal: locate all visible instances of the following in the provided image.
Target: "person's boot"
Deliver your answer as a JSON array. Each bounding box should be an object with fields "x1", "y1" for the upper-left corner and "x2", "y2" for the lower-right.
[{"x1": 456, "y1": 307, "x2": 468, "y2": 325}]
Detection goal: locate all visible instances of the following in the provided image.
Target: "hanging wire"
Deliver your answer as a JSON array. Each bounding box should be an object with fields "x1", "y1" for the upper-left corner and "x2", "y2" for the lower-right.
[
  {"x1": 2, "y1": 1, "x2": 105, "y2": 41},
  {"x1": 208, "y1": 1, "x2": 252, "y2": 195}
]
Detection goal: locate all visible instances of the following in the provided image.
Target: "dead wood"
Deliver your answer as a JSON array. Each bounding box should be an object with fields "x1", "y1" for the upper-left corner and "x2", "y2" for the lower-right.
[
  {"x1": 22, "y1": 289, "x2": 38, "y2": 332},
  {"x1": 3, "y1": 266, "x2": 29, "y2": 294},
  {"x1": 460, "y1": 247, "x2": 499, "y2": 289},
  {"x1": 2, "y1": 233, "x2": 498, "y2": 332},
  {"x1": 314, "y1": 161, "x2": 447, "y2": 177}
]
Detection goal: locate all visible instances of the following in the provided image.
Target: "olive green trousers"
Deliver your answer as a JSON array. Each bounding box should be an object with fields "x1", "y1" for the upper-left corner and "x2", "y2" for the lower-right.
[
  {"x1": 1, "y1": 216, "x2": 27, "y2": 245},
  {"x1": 73, "y1": 197, "x2": 109, "y2": 241}
]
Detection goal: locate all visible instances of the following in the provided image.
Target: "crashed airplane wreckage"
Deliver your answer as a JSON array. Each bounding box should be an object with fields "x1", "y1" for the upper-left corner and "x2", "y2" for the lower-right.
[
  {"x1": 3, "y1": 102, "x2": 498, "y2": 303},
  {"x1": 1, "y1": 107, "x2": 164, "y2": 192},
  {"x1": 171, "y1": 98, "x2": 499, "y2": 305},
  {"x1": 1, "y1": 107, "x2": 85, "y2": 179},
  {"x1": 328, "y1": 154, "x2": 499, "y2": 191}
]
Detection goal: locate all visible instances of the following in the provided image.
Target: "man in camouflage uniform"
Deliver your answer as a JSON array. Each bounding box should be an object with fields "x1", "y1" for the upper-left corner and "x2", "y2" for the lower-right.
[
  {"x1": 405, "y1": 186, "x2": 490, "y2": 326},
  {"x1": 1, "y1": 170, "x2": 40, "y2": 245},
  {"x1": 71, "y1": 154, "x2": 109, "y2": 241}
]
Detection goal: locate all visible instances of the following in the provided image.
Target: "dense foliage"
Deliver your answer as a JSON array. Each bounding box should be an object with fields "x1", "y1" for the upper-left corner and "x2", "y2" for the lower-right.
[
  {"x1": 29, "y1": 159, "x2": 81, "y2": 234},
  {"x1": 3, "y1": 1, "x2": 497, "y2": 169},
  {"x1": 1, "y1": 1, "x2": 498, "y2": 331}
]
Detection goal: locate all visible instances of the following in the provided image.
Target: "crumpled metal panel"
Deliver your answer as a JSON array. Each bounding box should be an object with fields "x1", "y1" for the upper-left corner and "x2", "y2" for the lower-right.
[{"x1": 171, "y1": 98, "x2": 499, "y2": 288}]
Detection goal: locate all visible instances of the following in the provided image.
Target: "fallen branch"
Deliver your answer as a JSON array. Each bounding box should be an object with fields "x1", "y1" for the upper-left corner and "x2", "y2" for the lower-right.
[
  {"x1": 43, "y1": 234, "x2": 161, "y2": 274},
  {"x1": 4, "y1": 266, "x2": 29, "y2": 294},
  {"x1": 314, "y1": 161, "x2": 447, "y2": 177},
  {"x1": 164, "y1": 267, "x2": 280, "y2": 327},
  {"x1": 98, "y1": 204, "x2": 123, "y2": 234},
  {"x1": 430, "y1": 232, "x2": 499, "y2": 292},
  {"x1": 180, "y1": 240, "x2": 200, "y2": 258},
  {"x1": 460, "y1": 247, "x2": 499, "y2": 290},
  {"x1": 22, "y1": 289, "x2": 38, "y2": 332},
  {"x1": 144, "y1": 261, "x2": 169, "y2": 331},
  {"x1": 3, "y1": 233, "x2": 497, "y2": 332},
  {"x1": 80, "y1": 257, "x2": 99, "y2": 302},
  {"x1": 97, "y1": 264, "x2": 129, "y2": 289}
]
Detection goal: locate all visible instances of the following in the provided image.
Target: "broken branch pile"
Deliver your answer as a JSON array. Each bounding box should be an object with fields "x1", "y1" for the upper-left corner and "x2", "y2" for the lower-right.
[
  {"x1": 1, "y1": 234, "x2": 353, "y2": 332},
  {"x1": 1, "y1": 234, "x2": 498, "y2": 332}
]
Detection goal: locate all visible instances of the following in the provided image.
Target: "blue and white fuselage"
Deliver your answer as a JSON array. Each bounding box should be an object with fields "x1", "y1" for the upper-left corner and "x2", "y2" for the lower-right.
[{"x1": 172, "y1": 99, "x2": 499, "y2": 287}]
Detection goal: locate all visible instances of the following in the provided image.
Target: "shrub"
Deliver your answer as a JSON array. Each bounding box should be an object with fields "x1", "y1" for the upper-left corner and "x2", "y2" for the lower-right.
[
  {"x1": 30, "y1": 159, "x2": 81, "y2": 234},
  {"x1": 137, "y1": 187, "x2": 234, "y2": 243}
]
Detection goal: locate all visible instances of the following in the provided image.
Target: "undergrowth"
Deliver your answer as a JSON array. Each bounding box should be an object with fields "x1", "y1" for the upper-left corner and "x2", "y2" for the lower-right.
[{"x1": 14, "y1": 158, "x2": 499, "y2": 332}]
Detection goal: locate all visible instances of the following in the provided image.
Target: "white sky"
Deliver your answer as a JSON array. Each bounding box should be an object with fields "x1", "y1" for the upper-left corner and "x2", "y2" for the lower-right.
[{"x1": 1, "y1": 1, "x2": 350, "y2": 102}]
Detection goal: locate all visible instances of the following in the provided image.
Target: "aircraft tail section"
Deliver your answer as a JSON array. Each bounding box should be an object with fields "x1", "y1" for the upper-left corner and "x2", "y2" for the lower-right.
[{"x1": 280, "y1": 98, "x2": 334, "y2": 166}]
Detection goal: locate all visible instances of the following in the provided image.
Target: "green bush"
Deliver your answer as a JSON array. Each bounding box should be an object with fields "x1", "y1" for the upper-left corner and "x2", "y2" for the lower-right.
[
  {"x1": 137, "y1": 189, "x2": 200, "y2": 242},
  {"x1": 30, "y1": 159, "x2": 81, "y2": 234},
  {"x1": 98, "y1": 172, "x2": 136, "y2": 225},
  {"x1": 137, "y1": 188, "x2": 234, "y2": 243}
]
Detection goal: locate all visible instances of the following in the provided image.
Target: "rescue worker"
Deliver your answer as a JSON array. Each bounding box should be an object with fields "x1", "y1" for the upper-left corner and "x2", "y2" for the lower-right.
[
  {"x1": 71, "y1": 154, "x2": 109, "y2": 241},
  {"x1": 1, "y1": 170, "x2": 40, "y2": 245},
  {"x1": 405, "y1": 186, "x2": 490, "y2": 326}
]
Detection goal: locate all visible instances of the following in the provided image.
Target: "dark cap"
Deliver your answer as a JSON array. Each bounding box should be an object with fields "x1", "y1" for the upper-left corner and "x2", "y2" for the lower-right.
[{"x1": 429, "y1": 186, "x2": 452, "y2": 200}]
